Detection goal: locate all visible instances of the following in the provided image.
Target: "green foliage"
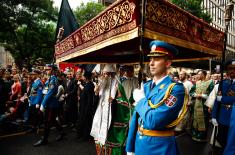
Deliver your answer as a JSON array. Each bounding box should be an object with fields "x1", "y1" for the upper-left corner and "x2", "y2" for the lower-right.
[
  {"x1": 0, "y1": 0, "x2": 105, "y2": 69},
  {"x1": 0, "y1": 0, "x2": 58, "y2": 68},
  {"x1": 74, "y1": 2, "x2": 106, "y2": 26},
  {"x1": 171, "y1": 0, "x2": 212, "y2": 23}
]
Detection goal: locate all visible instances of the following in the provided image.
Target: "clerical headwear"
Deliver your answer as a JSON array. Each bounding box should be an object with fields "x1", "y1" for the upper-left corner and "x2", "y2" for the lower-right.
[
  {"x1": 103, "y1": 64, "x2": 116, "y2": 73},
  {"x1": 147, "y1": 40, "x2": 178, "y2": 58}
]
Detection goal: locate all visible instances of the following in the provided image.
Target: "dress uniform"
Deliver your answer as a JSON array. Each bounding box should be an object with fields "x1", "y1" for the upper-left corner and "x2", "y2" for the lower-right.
[
  {"x1": 211, "y1": 79, "x2": 234, "y2": 148},
  {"x1": 126, "y1": 41, "x2": 187, "y2": 155},
  {"x1": 222, "y1": 59, "x2": 235, "y2": 155},
  {"x1": 28, "y1": 69, "x2": 43, "y2": 132},
  {"x1": 34, "y1": 64, "x2": 64, "y2": 146}
]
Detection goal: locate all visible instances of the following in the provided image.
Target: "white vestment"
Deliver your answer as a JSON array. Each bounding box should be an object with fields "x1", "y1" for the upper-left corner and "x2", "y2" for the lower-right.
[
  {"x1": 90, "y1": 77, "x2": 118, "y2": 145},
  {"x1": 205, "y1": 84, "x2": 219, "y2": 109}
]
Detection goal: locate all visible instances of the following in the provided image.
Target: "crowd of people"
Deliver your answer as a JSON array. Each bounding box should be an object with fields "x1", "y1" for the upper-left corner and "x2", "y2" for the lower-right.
[{"x1": 0, "y1": 40, "x2": 234, "y2": 155}]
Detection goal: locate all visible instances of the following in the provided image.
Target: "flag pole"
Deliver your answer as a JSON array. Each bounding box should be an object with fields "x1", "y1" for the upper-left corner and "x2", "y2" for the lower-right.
[{"x1": 138, "y1": 0, "x2": 147, "y2": 88}]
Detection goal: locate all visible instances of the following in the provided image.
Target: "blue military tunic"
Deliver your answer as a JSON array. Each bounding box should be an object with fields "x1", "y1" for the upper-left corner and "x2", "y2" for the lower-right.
[
  {"x1": 126, "y1": 76, "x2": 185, "y2": 155},
  {"x1": 41, "y1": 75, "x2": 58, "y2": 108},
  {"x1": 212, "y1": 79, "x2": 234, "y2": 126},
  {"x1": 29, "y1": 78, "x2": 43, "y2": 106},
  {"x1": 222, "y1": 80, "x2": 235, "y2": 155}
]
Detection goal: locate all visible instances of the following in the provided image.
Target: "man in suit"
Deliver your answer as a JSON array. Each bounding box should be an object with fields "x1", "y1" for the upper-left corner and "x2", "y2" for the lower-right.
[{"x1": 64, "y1": 70, "x2": 78, "y2": 128}]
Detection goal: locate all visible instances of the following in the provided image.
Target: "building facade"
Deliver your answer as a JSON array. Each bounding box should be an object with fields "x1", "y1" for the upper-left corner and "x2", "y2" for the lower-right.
[
  {"x1": 202, "y1": 0, "x2": 235, "y2": 60},
  {"x1": 0, "y1": 46, "x2": 15, "y2": 68}
]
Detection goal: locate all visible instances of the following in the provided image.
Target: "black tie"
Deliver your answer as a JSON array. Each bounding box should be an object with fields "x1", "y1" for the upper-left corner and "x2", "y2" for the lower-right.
[{"x1": 151, "y1": 82, "x2": 156, "y2": 90}]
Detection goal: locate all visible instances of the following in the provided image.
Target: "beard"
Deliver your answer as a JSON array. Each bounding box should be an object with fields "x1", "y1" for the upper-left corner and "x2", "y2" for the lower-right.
[{"x1": 101, "y1": 75, "x2": 111, "y2": 90}]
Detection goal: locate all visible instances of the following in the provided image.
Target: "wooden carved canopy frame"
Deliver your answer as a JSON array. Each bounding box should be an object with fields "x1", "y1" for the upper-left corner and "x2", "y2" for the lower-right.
[{"x1": 55, "y1": 0, "x2": 224, "y2": 64}]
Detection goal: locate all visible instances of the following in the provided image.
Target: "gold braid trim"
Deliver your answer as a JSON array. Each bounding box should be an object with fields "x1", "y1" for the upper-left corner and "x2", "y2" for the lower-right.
[
  {"x1": 166, "y1": 87, "x2": 189, "y2": 128},
  {"x1": 148, "y1": 83, "x2": 176, "y2": 109}
]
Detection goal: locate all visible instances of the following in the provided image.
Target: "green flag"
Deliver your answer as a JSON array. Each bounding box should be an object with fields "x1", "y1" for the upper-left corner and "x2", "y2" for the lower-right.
[{"x1": 55, "y1": 0, "x2": 79, "y2": 41}]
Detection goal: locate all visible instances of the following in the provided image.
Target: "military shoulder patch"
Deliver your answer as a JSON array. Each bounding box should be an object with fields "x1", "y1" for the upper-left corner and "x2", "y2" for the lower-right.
[{"x1": 165, "y1": 95, "x2": 177, "y2": 107}]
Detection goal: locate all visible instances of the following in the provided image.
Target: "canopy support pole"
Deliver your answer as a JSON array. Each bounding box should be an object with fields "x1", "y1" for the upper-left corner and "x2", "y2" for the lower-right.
[{"x1": 138, "y1": 0, "x2": 147, "y2": 88}]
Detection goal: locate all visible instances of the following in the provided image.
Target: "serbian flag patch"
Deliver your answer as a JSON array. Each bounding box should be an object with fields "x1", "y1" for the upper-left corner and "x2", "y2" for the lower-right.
[{"x1": 165, "y1": 95, "x2": 177, "y2": 107}]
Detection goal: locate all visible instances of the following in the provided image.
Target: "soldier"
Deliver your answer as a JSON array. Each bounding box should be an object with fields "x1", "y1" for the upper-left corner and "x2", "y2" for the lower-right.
[
  {"x1": 126, "y1": 40, "x2": 187, "y2": 155},
  {"x1": 211, "y1": 60, "x2": 235, "y2": 150},
  {"x1": 28, "y1": 69, "x2": 43, "y2": 133},
  {"x1": 33, "y1": 64, "x2": 64, "y2": 147},
  {"x1": 216, "y1": 59, "x2": 235, "y2": 155}
]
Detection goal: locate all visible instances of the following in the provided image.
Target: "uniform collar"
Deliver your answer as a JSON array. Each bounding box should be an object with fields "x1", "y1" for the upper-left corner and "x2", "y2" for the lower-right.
[{"x1": 152, "y1": 75, "x2": 168, "y2": 86}]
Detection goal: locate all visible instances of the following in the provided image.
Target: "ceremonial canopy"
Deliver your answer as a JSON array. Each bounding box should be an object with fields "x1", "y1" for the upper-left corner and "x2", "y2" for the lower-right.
[{"x1": 55, "y1": 0, "x2": 224, "y2": 64}]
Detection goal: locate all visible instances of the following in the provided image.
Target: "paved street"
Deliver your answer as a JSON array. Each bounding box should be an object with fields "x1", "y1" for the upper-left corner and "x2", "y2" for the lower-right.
[
  {"x1": 0, "y1": 127, "x2": 96, "y2": 155},
  {"x1": 0, "y1": 125, "x2": 222, "y2": 155}
]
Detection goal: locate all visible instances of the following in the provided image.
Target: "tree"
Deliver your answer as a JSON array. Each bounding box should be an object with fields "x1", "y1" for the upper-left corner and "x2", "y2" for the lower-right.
[
  {"x1": 0, "y1": 0, "x2": 58, "y2": 68},
  {"x1": 74, "y1": 2, "x2": 106, "y2": 26},
  {"x1": 171, "y1": 0, "x2": 212, "y2": 23}
]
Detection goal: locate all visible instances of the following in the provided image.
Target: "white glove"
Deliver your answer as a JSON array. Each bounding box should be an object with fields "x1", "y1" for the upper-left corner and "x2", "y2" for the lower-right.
[
  {"x1": 127, "y1": 152, "x2": 135, "y2": 155},
  {"x1": 212, "y1": 118, "x2": 218, "y2": 126},
  {"x1": 36, "y1": 104, "x2": 40, "y2": 109},
  {"x1": 77, "y1": 81, "x2": 81, "y2": 85},
  {"x1": 40, "y1": 105, "x2": 45, "y2": 112},
  {"x1": 217, "y1": 96, "x2": 222, "y2": 102},
  {"x1": 133, "y1": 88, "x2": 145, "y2": 103}
]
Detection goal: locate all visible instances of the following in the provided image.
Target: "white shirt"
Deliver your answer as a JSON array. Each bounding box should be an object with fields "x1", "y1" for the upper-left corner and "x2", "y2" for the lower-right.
[{"x1": 152, "y1": 75, "x2": 168, "y2": 86}]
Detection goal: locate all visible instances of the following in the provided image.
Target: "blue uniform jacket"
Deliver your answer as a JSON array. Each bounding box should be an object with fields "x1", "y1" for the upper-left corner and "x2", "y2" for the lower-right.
[
  {"x1": 126, "y1": 76, "x2": 185, "y2": 155},
  {"x1": 29, "y1": 78, "x2": 43, "y2": 106},
  {"x1": 41, "y1": 75, "x2": 58, "y2": 108},
  {"x1": 223, "y1": 106, "x2": 235, "y2": 155},
  {"x1": 212, "y1": 80, "x2": 235, "y2": 126}
]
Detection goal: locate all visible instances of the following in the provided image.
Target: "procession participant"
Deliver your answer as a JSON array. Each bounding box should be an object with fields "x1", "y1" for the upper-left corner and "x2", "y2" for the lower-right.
[
  {"x1": 105, "y1": 65, "x2": 138, "y2": 155},
  {"x1": 190, "y1": 70, "x2": 214, "y2": 142},
  {"x1": 28, "y1": 69, "x2": 43, "y2": 133},
  {"x1": 34, "y1": 64, "x2": 64, "y2": 147},
  {"x1": 9, "y1": 74, "x2": 22, "y2": 102},
  {"x1": 55, "y1": 75, "x2": 65, "y2": 126},
  {"x1": 118, "y1": 65, "x2": 127, "y2": 83},
  {"x1": 215, "y1": 59, "x2": 235, "y2": 155},
  {"x1": 77, "y1": 71, "x2": 95, "y2": 141},
  {"x1": 211, "y1": 60, "x2": 235, "y2": 150},
  {"x1": 0, "y1": 68, "x2": 7, "y2": 115},
  {"x1": 64, "y1": 70, "x2": 78, "y2": 128},
  {"x1": 90, "y1": 64, "x2": 118, "y2": 154},
  {"x1": 175, "y1": 71, "x2": 193, "y2": 133},
  {"x1": 11, "y1": 67, "x2": 18, "y2": 78},
  {"x1": 126, "y1": 40, "x2": 187, "y2": 155},
  {"x1": 75, "y1": 67, "x2": 84, "y2": 121}
]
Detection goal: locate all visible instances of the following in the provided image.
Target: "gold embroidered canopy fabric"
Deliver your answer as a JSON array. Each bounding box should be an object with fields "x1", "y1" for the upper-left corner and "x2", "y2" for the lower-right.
[{"x1": 55, "y1": 0, "x2": 224, "y2": 63}]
